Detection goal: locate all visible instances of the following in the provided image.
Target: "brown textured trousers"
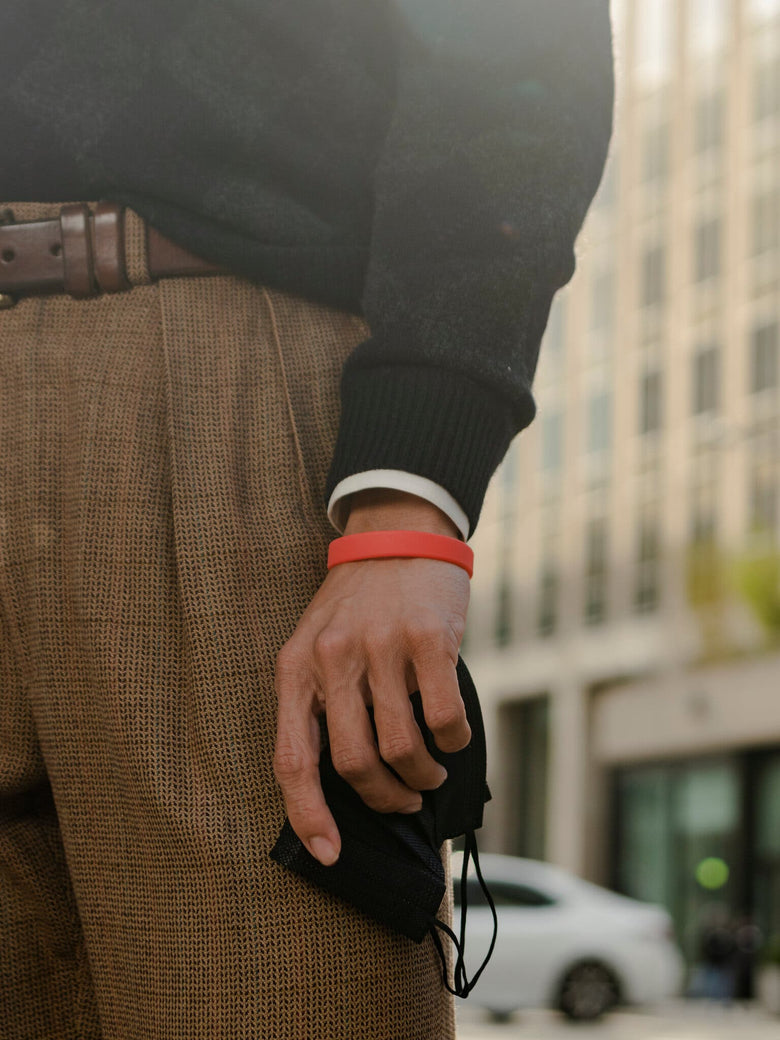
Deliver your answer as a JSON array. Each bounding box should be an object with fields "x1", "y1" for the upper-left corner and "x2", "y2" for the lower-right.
[{"x1": 0, "y1": 203, "x2": 454, "y2": 1040}]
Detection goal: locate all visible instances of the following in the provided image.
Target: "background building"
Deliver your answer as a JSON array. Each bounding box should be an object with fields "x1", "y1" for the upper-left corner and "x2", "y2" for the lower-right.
[{"x1": 466, "y1": 0, "x2": 780, "y2": 967}]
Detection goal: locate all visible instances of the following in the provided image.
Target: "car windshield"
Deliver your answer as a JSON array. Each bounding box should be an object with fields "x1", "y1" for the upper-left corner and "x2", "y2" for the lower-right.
[{"x1": 453, "y1": 877, "x2": 557, "y2": 908}]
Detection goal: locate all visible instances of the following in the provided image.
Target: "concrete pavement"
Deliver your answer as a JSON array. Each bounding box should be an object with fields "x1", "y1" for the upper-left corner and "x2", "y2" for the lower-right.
[{"x1": 455, "y1": 1001, "x2": 780, "y2": 1039}]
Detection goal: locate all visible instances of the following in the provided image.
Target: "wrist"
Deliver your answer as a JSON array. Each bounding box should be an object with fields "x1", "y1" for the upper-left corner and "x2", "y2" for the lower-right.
[
  {"x1": 328, "y1": 530, "x2": 474, "y2": 578},
  {"x1": 343, "y1": 488, "x2": 461, "y2": 540}
]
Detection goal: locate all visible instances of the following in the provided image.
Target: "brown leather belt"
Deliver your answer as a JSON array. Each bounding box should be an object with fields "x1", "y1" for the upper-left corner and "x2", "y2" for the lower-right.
[{"x1": 0, "y1": 202, "x2": 222, "y2": 309}]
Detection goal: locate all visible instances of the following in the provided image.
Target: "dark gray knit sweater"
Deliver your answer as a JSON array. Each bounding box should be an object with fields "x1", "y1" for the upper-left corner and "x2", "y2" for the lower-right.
[{"x1": 2, "y1": 0, "x2": 614, "y2": 530}]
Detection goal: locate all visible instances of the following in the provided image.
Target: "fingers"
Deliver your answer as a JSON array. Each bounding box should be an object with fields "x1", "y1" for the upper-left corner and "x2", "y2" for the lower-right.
[
  {"x1": 314, "y1": 634, "x2": 424, "y2": 815},
  {"x1": 409, "y1": 629, "x2": 471, "y2": 754},
  {"x1": 274, "y1": 650, "x2": 341, "y2": 866},
  {"x1": 371, "y1": 668, "x2": 447, "y2": 791}
]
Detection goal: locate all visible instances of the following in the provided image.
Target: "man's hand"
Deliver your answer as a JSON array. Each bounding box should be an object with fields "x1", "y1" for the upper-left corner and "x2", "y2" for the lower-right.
[{"x1": 273, "y1": 489, "x2": 471, "y2": 866}]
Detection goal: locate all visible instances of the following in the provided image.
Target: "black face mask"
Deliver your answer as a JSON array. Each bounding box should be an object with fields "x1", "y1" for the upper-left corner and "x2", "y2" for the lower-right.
[{"x1": 270, "y1": 656, "x2": 497, "y2": 998}]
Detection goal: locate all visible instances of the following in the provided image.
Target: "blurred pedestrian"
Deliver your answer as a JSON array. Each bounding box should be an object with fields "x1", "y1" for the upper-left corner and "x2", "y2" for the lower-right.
[
  {"x1": 692, "y1": 908, "x2": 737, "y2": 1003},
  {"x1": 734, "y1": 915, "x2": 763, "y2": 1001}
]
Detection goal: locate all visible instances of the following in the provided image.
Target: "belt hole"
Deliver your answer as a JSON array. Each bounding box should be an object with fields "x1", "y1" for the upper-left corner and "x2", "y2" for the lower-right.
[
  {"x1": 1, "y1": 249, "x2": 15, "y2": 264},
  {"x1": 50, "y1": 242, "x2": 62, "y2": 257}
]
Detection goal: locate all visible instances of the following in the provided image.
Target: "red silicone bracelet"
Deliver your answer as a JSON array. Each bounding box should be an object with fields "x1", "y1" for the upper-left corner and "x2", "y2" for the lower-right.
[{"x1": 327, "y1": 530, "x2": 474, "y2": 578}]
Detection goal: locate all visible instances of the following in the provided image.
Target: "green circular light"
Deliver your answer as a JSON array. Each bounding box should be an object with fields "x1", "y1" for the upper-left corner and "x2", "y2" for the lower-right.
[{"x1": 696, "y1": 857, "x2": 730, "y2": 890}]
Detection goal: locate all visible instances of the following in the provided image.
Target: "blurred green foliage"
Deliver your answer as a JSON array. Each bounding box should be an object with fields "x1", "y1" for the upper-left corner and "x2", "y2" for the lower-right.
[
  {"x1": 733, "y1": 542, "x2": 780, "y2": 644},
  {"x1": 685, "y1": 533, "x2": 780, "y2": 658}
]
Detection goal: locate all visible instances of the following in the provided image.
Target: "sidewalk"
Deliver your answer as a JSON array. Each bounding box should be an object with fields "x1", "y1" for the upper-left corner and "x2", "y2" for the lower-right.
[{"x1": 455, "y1": 1000, "x2": 780, "y2": 1039}]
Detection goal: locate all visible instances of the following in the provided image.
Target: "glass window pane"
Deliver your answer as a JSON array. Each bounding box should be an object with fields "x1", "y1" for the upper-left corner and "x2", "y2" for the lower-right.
[
  {"x1": 587, "y1": 391, "x2": 612, "y2": 454},
  {"x1": 591, "y1": 268, "x2": 615, "y2": 335},
  {"x1": 695, "y1": 91, "x2": 724, "y2": 153},
  {"x1": 694, "y1": 218, "x2": 721, "y2": 282},
  {"x1": 544, "y1": 297, "x2": 566, "y2": 355},
  {"x1": 617, "y1": 768, "x2": 671, "y2": 907},
  {"x1": 757, "y1": 759, "x2": 780, "y2": 857},
  {"x1": 642, "y1": 244, "x2": 666, "y2": 307},
  {"x1": 584, "y1": 517, "x2": 609, "y2": 624},
  {"x1": 752, "y1": 192, "x2": 780, "y2": 256},
  {"x1": 640, "y1": 369, "x2": 664, "y2": 434},
  {"x1": 693, "y1": 344, "x2": 720, "y2": 414},
  {"x1": 675, "y1": 766, "x2": 739, "y2": 835},
  {"x1": 635, "y1": 515, "x2": 661, "y2": 613},
  {"x1": 643, "y1": 122, "x2": 669, "y2": 183},
  {"x1": 500, "y1": 697, "x2": 550, "y2": 859},
  {"x1": 541, "y1": 412, "x2": 563, "y2": 473},
  {"x1": 751, "y1": 322, "x2": 779, "y2": 393}
]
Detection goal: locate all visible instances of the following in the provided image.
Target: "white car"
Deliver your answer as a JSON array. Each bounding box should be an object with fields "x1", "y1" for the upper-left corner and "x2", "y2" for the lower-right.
[{"x1": 452, "y1": 853, "x2": 684, "y2": 1021}]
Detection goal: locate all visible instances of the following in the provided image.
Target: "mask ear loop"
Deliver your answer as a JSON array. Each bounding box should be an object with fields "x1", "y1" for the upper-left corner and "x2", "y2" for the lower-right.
[{"x1": 432, "y1": 830, "x2": 498, "y2": 998}]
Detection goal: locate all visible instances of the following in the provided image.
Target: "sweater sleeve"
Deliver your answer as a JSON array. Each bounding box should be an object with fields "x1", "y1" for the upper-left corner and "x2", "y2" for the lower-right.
[{"x1": 325, "y1": 0, "x2": 614, "y2": 532}]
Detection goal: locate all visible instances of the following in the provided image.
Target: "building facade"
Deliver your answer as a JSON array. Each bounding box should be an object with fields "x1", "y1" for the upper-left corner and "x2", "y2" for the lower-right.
[{"x1": 466, "y1": 0, "x2": 780, "y2": 963}]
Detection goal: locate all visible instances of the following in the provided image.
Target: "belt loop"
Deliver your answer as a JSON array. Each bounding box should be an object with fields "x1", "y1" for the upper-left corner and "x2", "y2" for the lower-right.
[
  {"x1": 60, "y1": 204, "x2": 96, "y2": 298},
  {"x1": 123, "y1": 208, "x2": 152, "y2": 286},
  {"x1": 92, "y1": 202, "x2": 130, "y2": 293}
]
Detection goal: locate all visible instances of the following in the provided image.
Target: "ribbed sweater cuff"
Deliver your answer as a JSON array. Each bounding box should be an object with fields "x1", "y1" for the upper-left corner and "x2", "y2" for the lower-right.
[{"x1": 325, "y1": 366, "x2": 533, "y2": 534}]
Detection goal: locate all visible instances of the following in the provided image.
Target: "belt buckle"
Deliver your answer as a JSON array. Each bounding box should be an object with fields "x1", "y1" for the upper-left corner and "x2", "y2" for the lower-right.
[{"x1": 0, "y1": 208, "x2": 16, "y2": 307}]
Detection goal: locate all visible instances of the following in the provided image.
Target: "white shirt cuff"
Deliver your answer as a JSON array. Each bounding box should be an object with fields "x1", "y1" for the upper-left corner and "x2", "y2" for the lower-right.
[{"x1": 327, "y1": 470, "x2": 470, "y2": 540}]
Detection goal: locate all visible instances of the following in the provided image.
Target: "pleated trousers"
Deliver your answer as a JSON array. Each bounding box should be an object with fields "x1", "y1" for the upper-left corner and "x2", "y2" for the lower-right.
[{"x1": 0, "y1": 202, "x2": 454, "y2": 1040}]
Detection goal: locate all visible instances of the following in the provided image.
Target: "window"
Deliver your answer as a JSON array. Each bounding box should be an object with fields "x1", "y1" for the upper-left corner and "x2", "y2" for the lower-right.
[
  {"x1": 642, "y1": 244, "x2": 665, "y2": 307},
  {"x1": 537, "y1": 562, "x2": 559, "y2": 637},
  {"x1": 495, "y1": 575, "x2": 512, "y2": 647},
  {"x1": 749, "y1": 462, "x2": 779, "y2": 534},
  {"x1": 695, "y1": 91, "x2": 724, "y2": 153},
  {"x1": 499, "y1": 696, "x2": 550, "y2": 859},
  {"x1": 642, "y1": 122, "x2": 669, "y2": 183},
  {"x1": 640, "y1": 369, "x2": 664, "y2": 434},
  {"x1": 591, "y1": 267, "x2": 615, "y2": 337},
  {"x1": 689, "y1": 445, "x2": 719, "y2": 529},
  {"x1": 587, "y1": 391, "x2": 612, "y2": 454},
  {"x1": 751, "y1": 321, "x2": 779, "y2": 393},
  {"x1": 541, "y1": 412, "x2": 563, "y2": 474},
  {"x1": 752, "y1": 191, "x2": 780, "y2": 256},
  {"x1": 615, "y1": 760, "x2": 741, "y2": 963},
  {"x1": 584, "y1": 517, "x2": 609, "y2": 625},
  {"x1": 454, "y1": 878, "x2": 557, "y2": 909},
  {"x1": 544, "y1": 297, "x2": 566, "y2": 356},
  {"x1": 594, "y1": 154, "x2": 617, "y2": 210},
  {"x1": 635, "y1": 516, "x2": 661, "y2": 613},
  {"x1": 692, "y1": 344, "x2": 720, "y2": 414},
  {"x1": 691, "y1": 495, "x2": 718, "y2": 545},
  {"x1": 694, "y1": 218, "x2": 721, "y2": 282},
  {"x1": 754, "y1": 59, "x2": 780, "y2": 121},
  {"x1": 688, "y1": 453, "x2": 720, "y2": 606}
]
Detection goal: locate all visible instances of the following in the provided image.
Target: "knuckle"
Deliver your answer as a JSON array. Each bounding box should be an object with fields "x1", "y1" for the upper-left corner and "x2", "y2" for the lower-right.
[
  {"x1": 273, "y1": 742, "x2": 310, "y2": 783},
  {"x1": 369, "y1": 791, "x2": 409, "y2": 814},
  {"x1": 378, "y1": 731, "x2": 417, "y2": 766},
  {"x1": 426, "y1": 700, "x2": 466, "y2": 735},
  {"x1": 312, "y1": 628, "x2": 352, "y2": 668},
  {"x1": 275, "y1": 643, "x2": 305, "y2": 686},
  {"x1": 408, "y1": 617, "x2": 449, "y2": 656},
  {"x1": 287, "y1": 798, "x2": 323, "y2": 829},
  {"x1": 331, "y1": 742, "x2": 375, "y2": 781}
]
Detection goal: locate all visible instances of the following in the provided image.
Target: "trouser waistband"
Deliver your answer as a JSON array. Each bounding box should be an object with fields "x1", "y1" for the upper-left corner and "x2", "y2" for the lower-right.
[{"x1": 0, "y1": 202, "x2": 222, "y2": 309}]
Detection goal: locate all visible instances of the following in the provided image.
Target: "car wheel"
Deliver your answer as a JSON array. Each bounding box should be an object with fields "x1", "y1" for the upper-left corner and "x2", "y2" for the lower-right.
[{"x1": 557, "y1": 961, "x2": 620, "y2": 1021}]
